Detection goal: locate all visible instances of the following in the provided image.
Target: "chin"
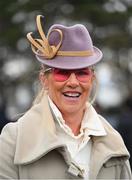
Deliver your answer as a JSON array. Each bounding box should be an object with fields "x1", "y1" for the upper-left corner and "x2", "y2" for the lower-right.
[{"x1": 61, "y1": 106, "x2": 81, "y2": 114}]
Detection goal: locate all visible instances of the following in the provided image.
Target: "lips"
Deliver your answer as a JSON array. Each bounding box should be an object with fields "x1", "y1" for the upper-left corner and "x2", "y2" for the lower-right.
[{"x1": 63, "y1": 91, "x2": 81, "y2": 98}]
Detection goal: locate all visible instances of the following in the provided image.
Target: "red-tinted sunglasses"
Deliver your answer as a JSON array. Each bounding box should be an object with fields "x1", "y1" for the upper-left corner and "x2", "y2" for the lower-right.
[{"x1": 44, "y1": 67, "x2": 94, "y2": 82}]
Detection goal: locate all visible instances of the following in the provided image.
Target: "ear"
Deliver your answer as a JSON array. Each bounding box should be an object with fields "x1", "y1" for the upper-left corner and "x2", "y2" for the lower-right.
[{"x1": 39, "y1": 72, "x2": 49, "y2": 89}]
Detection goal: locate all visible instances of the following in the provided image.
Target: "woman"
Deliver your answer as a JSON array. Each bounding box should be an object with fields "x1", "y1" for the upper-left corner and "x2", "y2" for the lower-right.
[{"x1": 0, "y1": 15, "x2": 131, "y2": 179}]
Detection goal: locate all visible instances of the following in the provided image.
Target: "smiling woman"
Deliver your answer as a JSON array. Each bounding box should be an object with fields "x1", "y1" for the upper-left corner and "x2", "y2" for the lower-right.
[
  {"x1": 0, "y1": 15, "x2": 131, "y2": 179},
  {"x1": 39, "y1": 66, "x2": 94, "y2": 135}
]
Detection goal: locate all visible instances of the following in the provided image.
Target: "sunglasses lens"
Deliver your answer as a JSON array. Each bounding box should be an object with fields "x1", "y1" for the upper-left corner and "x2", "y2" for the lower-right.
[
  {"x1": 53, "y1": 69, "x2": 69, "y2": 81},
  {"x1": 76, "y1": 69, "x2": 92, "y2": 82},
  {"x1": 52, "y1": 68, "x2": 93, "y2": 82}
]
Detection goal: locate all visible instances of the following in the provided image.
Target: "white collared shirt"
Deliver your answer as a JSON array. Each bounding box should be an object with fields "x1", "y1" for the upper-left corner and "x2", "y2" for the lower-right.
[{"x1": 48, "y1": 96, "x2": 107, "y2": 179}]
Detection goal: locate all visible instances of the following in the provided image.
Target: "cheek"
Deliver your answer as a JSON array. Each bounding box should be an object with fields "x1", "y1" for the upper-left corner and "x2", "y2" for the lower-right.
[
  {"x1": 48, "y1": 81, "x2": 63, "y2": 99},
  {"x1": 82, "y1": 80, "x2": 93, "y2": 95},
  {"x1": 83, "y1": 79, "x2": 93, "y2": 89}
]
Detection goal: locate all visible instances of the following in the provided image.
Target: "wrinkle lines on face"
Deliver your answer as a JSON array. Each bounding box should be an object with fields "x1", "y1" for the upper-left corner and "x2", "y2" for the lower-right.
[{"x1": 40, "y1": 70, "x2": 94, "y2": 117}]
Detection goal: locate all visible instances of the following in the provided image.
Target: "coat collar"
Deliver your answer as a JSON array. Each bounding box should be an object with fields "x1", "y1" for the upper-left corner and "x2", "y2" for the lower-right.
[
  {"x1": 14, "y1": 94, "x2": 66, "y2": 165},
  {"x1": 14, "y1": 94, "x2": 130, "y2": 172}
]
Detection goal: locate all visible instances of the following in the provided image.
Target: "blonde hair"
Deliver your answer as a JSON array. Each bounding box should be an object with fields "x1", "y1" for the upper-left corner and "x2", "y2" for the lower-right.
[
  {"x1": 88, "y1": 74, "x2": 99, "y2": 105},
  {"x1": 32, "y1": 65, "x2": 49, "y2": 105}
]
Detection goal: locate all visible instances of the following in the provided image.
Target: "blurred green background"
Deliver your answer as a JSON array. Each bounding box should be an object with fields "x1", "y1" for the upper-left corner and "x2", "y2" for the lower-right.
[{"x1": 0, "y1": 0, "x2": 132, "y2": 167}]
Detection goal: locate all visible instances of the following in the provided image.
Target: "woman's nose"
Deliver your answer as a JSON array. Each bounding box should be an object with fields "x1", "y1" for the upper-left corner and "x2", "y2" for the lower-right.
[{"x1": 66, "y1": 73, "x2": 79, "y2": 87}]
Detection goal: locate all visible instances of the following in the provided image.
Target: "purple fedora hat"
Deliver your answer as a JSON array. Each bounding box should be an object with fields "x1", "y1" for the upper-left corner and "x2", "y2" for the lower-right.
[{"x1": 27, "y1": 15, "x2": 103, "y2": 70}]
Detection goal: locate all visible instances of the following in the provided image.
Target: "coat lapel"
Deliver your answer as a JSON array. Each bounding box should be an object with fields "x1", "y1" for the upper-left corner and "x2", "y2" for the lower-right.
[
  {"x1": 14, "y1": 94, "x2": 66, "y2": 165},
  {"x1": 89, "y1": 117, "x2": 130, "y2": 179}
]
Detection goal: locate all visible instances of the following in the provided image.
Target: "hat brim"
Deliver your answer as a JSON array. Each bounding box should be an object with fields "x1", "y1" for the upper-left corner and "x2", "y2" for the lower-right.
[{"x1": 36, "y1": 46, "x2": 103, "y2": 70}]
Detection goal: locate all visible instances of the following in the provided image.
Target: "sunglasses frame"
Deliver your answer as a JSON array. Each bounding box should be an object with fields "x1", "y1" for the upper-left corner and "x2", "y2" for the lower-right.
[{"x1": 43, "y1": 67, "x2": 94, "y2": 82}]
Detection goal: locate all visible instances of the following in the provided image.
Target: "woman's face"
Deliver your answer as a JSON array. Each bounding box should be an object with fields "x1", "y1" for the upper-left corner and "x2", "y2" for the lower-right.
[{"x1": 41, "y1": 68, "x2": 94, "y2": 116}]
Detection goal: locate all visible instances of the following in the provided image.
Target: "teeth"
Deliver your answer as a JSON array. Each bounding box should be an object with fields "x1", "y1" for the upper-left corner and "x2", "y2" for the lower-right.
[{"x1": 63, "y1": 92, "x2": 80, "y2": 98}]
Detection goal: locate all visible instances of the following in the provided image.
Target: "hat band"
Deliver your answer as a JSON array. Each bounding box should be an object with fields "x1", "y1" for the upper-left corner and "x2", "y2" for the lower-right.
[
  {"x1": 56, "y1": 50, "x2": 93, "y2": 57},
  {"x1": 35, "y1": 49, "x2": 93, "y2": 57}
]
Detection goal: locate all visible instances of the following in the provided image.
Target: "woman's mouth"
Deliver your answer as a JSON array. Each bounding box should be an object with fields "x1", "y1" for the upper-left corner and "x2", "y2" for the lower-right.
[{"x1": 63, "y1": 92, "x2": 81, "y2": 98}]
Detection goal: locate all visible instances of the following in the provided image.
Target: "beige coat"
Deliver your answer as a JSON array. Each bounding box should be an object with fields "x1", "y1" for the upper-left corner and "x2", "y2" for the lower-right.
[{"x1": 0, "y1": 95, "x2": 131, "y2": 179}]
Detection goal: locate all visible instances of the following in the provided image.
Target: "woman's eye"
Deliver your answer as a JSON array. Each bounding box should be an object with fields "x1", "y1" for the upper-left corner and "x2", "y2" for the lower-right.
[
  {"x1": 55, "y1": 70, "x2": 68, "y2": 76},
  {"x1": 60, "y1": 70, "x2": 68, "y2": 75},
  {"x1": 77, "y1": 71, "x2": 89, "y2": 76}
]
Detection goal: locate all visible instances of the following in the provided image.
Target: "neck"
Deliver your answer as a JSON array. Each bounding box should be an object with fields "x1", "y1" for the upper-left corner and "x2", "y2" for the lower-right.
[{"x1": 62, "y1": 110, "x2": 85, "y2": 136}]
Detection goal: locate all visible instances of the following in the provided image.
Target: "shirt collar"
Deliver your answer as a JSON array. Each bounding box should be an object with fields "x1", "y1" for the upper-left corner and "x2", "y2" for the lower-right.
[{"x1": 48, "y1": 96, "x2": 107, "y2": 138}]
